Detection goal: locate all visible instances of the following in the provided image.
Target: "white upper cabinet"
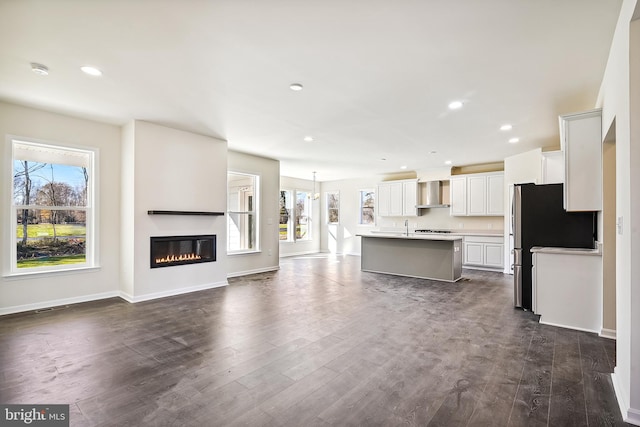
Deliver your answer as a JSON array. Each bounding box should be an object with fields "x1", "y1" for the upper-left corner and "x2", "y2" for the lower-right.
[
  {"x1": 541, "y1": 151, "x2": 565, "y2": 184},
  {"x1": 377, "y1": 179, "x2": 418, "y2": 217},
  {"x1": 467, "y1": 175, "x2": 487, "y2": 215},
  {"x1": 449, "y1": 177, "x2": 467, "y2": 216},
  {"x1": 402, "y1": 180, "x2": 418, "y2": 216},
  {"x1": 486, "y1": 174, "x2": 504, "y2": 215},
  {"x1": 450, "y1": 172, "x2": 504, "y2": 216},
  {"x1": 559, "y1": 109, "x2": 602, "y2": 211}
]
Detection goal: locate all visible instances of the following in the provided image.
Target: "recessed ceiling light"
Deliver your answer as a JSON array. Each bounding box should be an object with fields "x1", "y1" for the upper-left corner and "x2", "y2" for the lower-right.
[
  {"x1": 303, "y1": 136, "x2": 313, "y2": 142},
  {"x1": 500, "y1": 124, "x2": 513, "y2": 131},
  {"x1": 429, "y1": 150, "x2": 437, "y2": 154},
  {"x1": 509, "y1": 137, "x2": 520, "y2": 144},
  {"x1": 400, "y1": 165, "x2": 408, "y2": 170},
  {"x1": 448, "y1": 101, "x2": 463, "y2": 110},
  {"x1": 289, "y1": 83, "x2": 303, "y2": 91},
  {"x1": 445, "y1": 160, "x2": 452, "y2": 165},
  {"x1": 381, "y1": 158, "x2": 387, "y2": 161},
  {"x1": 30, "y1": 63, "x2": 49, "y2": 76},
  {"x1": 80, "y1": 66, "x2": 102, "y2": 76}
]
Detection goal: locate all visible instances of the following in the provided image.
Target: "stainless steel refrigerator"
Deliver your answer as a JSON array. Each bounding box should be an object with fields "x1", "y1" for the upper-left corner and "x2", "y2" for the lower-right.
[{"x1": 512, "y1": 183, "x2": 596, "y2": 310}]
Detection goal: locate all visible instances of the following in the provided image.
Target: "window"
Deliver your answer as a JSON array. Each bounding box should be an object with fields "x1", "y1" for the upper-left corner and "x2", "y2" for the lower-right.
[
  {"x1": 227, "y1": 172, "x2": 259, "y2": 253},
  {"x1": 359, "y1": 190, "x2": 375, "y2": 225},
  {"x1": 280, "y1": 188, "x2": 313, "y2": 242},
  {"x1": 279, "y1": 190, "x2": 292, "y2": 241},
  {"x1": 10, "y1": 138, "x2": 95, "y2": 273},
  {"x1": 326, "y1": 191, "x2": 339, "y2": 224},
  {"x1": 295, "y1": 190, "x2": 311, "y2": 241}
]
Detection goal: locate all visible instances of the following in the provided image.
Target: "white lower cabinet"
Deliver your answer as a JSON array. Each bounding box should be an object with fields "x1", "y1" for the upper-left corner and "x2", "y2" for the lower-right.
[
  {"x1": 463, "y1": 235, "x2": 504, "y2": 270},
  {"x1": 532, "y1": 248, "x2": 602, "y2": 333}
]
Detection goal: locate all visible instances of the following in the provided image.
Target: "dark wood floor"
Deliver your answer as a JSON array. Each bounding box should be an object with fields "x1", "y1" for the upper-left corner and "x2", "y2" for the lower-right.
[{"x1": 0, "y1": 255, "x2": 627, "y2": 426}]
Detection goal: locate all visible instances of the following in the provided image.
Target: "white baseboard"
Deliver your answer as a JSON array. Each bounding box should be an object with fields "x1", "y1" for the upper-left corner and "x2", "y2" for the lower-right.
[
  {"x1": 279, "y1": 250, "x2": 319, "y2": 258},
  {"x1": 612, "y1": 370, "x2": 640, "y2": 425},
  {"x1": 119, "y1": 280, "x2": 228, "y2": 303},
  {"x1": 0, "y1": 291, "x2": 121, "y2": 316},
  {"x1": 463, "y1": 265, "x2": 505, "y2": 273},
  {"x1": 600, "y1": 328, "x2": 617, "y2": 340},
  {"x1": 628, "y1": 409, "x2": 640, "y2": 426},
  {"x1": 538, "y1": 318, "x2": 599, "y2": 334},
  {"x1": 227, "y1": 266, "x2": 279, "y2": 279}
]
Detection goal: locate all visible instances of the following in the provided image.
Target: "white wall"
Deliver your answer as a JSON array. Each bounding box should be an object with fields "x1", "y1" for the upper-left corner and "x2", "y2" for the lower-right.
[
  {"x1": 0, "y1": 102, "x2": 121, "y2": 315},
  {"x1": 227, "y1": 150, "x2": 280, "y2": 276},
  {"x1": 120, "y1": 120, "x2": 228, "y2": 302},
  {"x1": 597, "y1": 0, "x2": 640, "y2": 424},
  {"x1": 279, "y1": 176, "x2": 321, "y2": 256}
]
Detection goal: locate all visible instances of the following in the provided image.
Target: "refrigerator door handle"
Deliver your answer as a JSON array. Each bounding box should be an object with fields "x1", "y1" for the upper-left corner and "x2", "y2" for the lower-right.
[
  {"x1": 513, "y1": 248, "x2": 522, "y2": 265},
  {"x1": 512, "y1": 186, "x2": 522, "y2": 248}
]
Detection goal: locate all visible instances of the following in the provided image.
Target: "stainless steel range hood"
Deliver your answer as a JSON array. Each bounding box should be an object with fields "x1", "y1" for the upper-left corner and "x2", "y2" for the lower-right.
[{"x1": 416, "y1": 180, "x2": 450, "y2": 208}]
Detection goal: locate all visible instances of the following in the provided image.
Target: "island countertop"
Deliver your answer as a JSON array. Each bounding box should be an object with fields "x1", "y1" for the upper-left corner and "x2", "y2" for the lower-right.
[
  {"x1": 357, "y1": 232, "x2": 463, "y2": 242},
  {"x1": 359, "y1": 232, "x2": 463, "y2": 282}
]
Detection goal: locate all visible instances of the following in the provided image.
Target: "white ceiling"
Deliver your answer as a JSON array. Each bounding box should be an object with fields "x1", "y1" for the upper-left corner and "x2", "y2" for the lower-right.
[{"x1": 0, "y1": 0, "x2": 622, "y2": 181}]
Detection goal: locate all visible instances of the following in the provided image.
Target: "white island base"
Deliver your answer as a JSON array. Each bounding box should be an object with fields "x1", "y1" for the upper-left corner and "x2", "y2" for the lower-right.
[{"x1": 359, "y1": 234, "x2": 463, "y2": 282}]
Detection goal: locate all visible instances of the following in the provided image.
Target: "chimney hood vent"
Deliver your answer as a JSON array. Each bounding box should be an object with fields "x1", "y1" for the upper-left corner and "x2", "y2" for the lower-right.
[{"x1": 416, "y1": 180, "x2": 450, "y2": 208}]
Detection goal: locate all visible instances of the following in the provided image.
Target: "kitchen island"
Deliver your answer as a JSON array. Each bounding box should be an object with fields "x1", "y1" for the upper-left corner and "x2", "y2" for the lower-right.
[{"x1": 358, "y1": 232, "x2": 463, "y2": 282}]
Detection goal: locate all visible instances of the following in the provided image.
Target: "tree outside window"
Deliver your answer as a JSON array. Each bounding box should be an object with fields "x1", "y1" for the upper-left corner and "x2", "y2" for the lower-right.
[
  {"x1": 327, "y1": 192, "x2": 339, "y2": 224},
  {"x1": 279, "y1": 190, "x2": 292, "y2": 241},
  {"x1": 295, "y1": 190, "x2": 311, "y2": 241},
  {"x1": 359, "y1": 190, "x2": 375, "y2": 225},
  {"x1": 11, "y1": 139, "x2": 94, "y2": 272}
]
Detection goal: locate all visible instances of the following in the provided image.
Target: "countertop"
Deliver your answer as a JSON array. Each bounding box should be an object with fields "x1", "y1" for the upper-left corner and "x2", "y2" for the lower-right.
[
  {"x1": 357, "y1": 232, "x2": 463, "y2": 241},
  {"x1": 366, "y1": 229, "x2": 503, "y2": 238},
  {"x1": 530, "y1": 244, "x2": 602, "y2": 256}
]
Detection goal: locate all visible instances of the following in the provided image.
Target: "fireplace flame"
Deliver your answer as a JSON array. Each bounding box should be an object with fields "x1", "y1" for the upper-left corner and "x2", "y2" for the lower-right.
[{"x1": 155, "y1": 253, "x2": 202, "y2": 264}]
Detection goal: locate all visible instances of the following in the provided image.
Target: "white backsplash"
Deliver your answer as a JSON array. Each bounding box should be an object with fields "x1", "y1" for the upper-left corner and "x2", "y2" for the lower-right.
[{"x1": 377, "y1": 207, "x2": 504, "y2": 232}]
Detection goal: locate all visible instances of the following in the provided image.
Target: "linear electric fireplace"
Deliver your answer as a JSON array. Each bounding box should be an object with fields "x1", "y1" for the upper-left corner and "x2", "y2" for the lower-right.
[{"x1": 150, "y1": 235, "x2": 216, "y2": 268}]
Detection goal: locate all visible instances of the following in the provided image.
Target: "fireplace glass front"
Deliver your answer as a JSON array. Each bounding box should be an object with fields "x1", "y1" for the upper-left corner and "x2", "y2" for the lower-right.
[{"x1": 150, "y1": 235, "x2": 216, "y2": 268}]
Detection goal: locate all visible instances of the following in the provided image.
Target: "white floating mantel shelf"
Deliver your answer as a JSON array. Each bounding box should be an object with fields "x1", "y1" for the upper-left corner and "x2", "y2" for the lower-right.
[{"x1": 147, "y1": 210, "x2": 225, "y2": 216}]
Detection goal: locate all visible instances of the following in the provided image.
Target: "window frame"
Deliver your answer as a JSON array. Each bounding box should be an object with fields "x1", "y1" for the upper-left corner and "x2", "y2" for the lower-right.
[
  {"x1": 326, "y1": 191, "x2": 340, "y2": 224},
  {"x1": 227, "y1": 171, "x2": 260, "y2": 255},
  {"x1": 279, "y1": 187, "x2": 313, "y2": 243},
  {"x1": 279, "y1": 189, "x2": 293, "y2": 242},
  {"x1": 295, "y1": 190, "x2": 311, "y2": 241},
  {"x1": 6, "y1": 135, "x2": 99, "y2": 277},
  {"x1": 358, "y1": 189, "x2": 376, "y2": 226}
]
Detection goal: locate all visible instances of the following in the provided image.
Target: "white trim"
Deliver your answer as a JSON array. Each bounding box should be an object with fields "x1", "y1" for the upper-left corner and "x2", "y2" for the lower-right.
[
  {"x1": 463, "y1": 265, "x2": 505, "y2": 272},
  {"x1": 612, "y1": 370, "x2": 640, "y2": 426},
  {"x1": 7, "y1": 135, "x2": 99, "y2": 275},
  {"x1": 3, "y1": 265, "x2": 101, "y2": 280},
  {"x1": 600, "y1": 328, "x2": 617, "y2": 340},
  {"x1": 627, "y1": 409, "x2": 640, "y2": 426},
  {"x1": 119, "y1": 281, "x2": 228, "y2": 303},
  {"x1": 227, "y1": 265, "x2": 280, "y2": 278},
  {"x1": 0, "y1": 290, "x2": 120, "y2": 316},
  {"x1": 538, "y1": 318, "x2": 599, "y2": 334}
]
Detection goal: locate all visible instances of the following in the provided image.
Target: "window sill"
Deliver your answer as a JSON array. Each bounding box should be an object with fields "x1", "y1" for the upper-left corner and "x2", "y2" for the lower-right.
[{"x1": 3, "y1": 265, "x2": 102, "y2": 280}]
